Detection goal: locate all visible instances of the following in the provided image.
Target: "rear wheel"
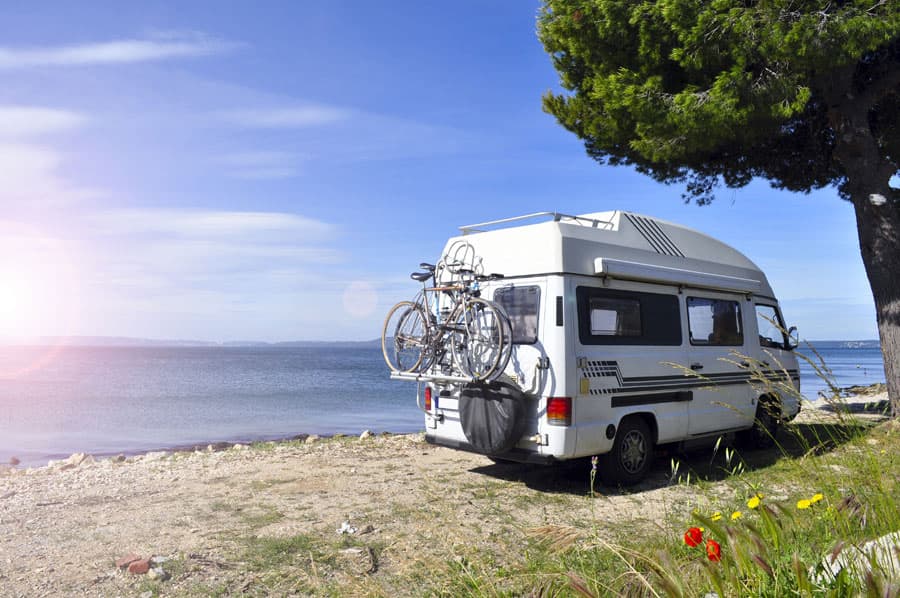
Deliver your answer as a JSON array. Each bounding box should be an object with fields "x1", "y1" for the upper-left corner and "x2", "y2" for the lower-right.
[
  {"x1": 600, "y1": 417, "x2": 654, "y2": 486},
  {"x1": 381, "y1": 301, "x2": 428, "y2": 373}
]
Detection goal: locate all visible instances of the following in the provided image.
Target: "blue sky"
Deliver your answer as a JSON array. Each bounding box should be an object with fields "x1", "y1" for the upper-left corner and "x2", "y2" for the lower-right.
[{"x1": 0, "y1": 1, "x2": 876, "y2": 342}]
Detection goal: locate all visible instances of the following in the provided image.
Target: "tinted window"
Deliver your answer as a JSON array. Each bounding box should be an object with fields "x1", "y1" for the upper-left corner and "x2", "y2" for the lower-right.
[
  {"x1": 494, "y1": 286, "x2": 540, "y2": 344},
  {"x1": 589, "y1": 297, "x2": 641, "y2": 336},
  {"x1": 688, "y1": 297, "x2": 743, "y2": 346},
  {"x1": 755, "y1": 304, "x2": 786, "y2": 349},
  {"x1": 577, "y1": 287, "x2": 681, "y2": 346}
]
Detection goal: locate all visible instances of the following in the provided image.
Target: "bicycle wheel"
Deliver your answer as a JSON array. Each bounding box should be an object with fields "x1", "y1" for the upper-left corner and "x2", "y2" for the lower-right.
[
  {"x1": 381, "y1": 301, "x2": 429, "y2": 373},
  {"x1": 451, "y1": 297, "x2": 507, "y2": 381}
]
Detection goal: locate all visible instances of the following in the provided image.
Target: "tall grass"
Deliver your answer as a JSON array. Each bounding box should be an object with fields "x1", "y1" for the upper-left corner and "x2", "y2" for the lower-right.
[{"x1": 538, "y1": 344, "x2": 898, "y2": 597}]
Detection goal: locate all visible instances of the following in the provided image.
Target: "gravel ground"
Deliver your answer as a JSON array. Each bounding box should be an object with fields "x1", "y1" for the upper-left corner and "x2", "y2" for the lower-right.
[{"x1": 0, "y1": 392, "x2": 889, "y2": 597}]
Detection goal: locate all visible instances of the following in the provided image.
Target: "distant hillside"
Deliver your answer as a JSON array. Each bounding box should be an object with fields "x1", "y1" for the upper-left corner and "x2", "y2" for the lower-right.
[
  {"x1": 802, "y1": 340, "x2": 881, "y2": 349},
  {"x1": 0, "y1": 336, "x2": 383, "y2": 348}
]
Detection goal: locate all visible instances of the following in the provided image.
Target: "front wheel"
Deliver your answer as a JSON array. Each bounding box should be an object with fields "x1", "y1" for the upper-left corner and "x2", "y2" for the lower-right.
[
  {"x1": 381, "y1": 301, "x2": 429, "y2": 373},
  {"x1": 600, "y1": 417, "x2": 654, "y2": 487},
  {"x1": 739, "y1": 397, "x2": 780, "y2": 449}
]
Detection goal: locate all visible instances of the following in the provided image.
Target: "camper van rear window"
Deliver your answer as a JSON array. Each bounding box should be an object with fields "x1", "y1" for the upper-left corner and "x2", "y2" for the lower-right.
[
  {"x1": 576, "y1": 287, "x2": 681, "y2": 346},
  {"x1": 687, "y1": 297, "x2": 744, "y2": 346},
  {"x1": 494, "y1": 286, "x2": 540, "y2": 344}
]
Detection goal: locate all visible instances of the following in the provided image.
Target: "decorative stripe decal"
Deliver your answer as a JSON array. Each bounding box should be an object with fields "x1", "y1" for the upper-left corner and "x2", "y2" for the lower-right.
[
  {"x1": 625, "y1": 213, "x2": 685, "y2": 257},
  {"x1": 580, "y1": 359, "x2": 800, "y2": 396}
]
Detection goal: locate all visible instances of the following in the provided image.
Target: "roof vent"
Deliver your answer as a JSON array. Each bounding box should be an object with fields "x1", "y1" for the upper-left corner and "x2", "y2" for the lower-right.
[{"x1": 624, "y1": 213, "x2": 684, "y2": 257}]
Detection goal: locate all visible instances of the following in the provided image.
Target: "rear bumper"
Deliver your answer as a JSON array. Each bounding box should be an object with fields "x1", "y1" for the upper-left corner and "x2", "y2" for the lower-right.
[{"x1": 424, "y1": 434, "x2": 558, "y2": 465}]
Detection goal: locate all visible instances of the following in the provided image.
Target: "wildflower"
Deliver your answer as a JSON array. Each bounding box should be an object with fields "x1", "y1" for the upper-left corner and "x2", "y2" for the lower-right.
[
  {"x1": 810, "y1": 493, "x2": 824, "y2": 504},
  {"x1": 710, "y1": 512, "x2": 722, "y2": 522},
  {"x1": 747, "y1": 493, "x2": 763, "y2": 509},
  {"x1": 731, "y1": 511, "x2": 743, "y2": 521},
  {"x1": 797, "y1": 499, "x2": 812, "y2": 510},
  {"x1": 591, "y1": 455, "x2": 598, "y2": 471},
  {"x1": 684, "y1": 526, "x2": 703, "y2": 547},
  {"x1": 706, "y1": 539, "x2": 722, "y2": 562}
]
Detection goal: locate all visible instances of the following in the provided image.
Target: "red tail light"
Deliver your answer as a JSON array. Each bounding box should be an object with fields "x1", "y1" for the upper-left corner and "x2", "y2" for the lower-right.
[
  {"x1": 547, "y1": 397, "x2": 572, "y2": 426},
  {"x1": 424, "y1": 386, "x2": 432, "y2": 411}
]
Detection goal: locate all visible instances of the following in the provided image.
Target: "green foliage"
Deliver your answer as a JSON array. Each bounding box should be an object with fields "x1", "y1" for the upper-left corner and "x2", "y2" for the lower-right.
[{"x1": 538, "y1": 0, "x2": 900, "y2": 203}]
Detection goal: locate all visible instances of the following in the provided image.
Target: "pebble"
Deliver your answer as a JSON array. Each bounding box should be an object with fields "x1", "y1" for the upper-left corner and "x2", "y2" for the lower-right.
[
  {"x1": 147, "y1": 567, "x2": 170, "y2": 581},
  {"x1": 115, "y1": 553, "x2": 141, "y2": 570},
  {"x1": 127, "y1": 558, "x2": 151, "y2": 575}
]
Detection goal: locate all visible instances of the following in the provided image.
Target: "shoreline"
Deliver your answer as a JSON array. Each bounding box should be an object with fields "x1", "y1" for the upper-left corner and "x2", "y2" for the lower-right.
[
  {"x1": 1, "y1": 427, "x2": 420, "y2": 471},
  {"x1": 3, "y1": 383, "x2": 889, "y2": 472}
]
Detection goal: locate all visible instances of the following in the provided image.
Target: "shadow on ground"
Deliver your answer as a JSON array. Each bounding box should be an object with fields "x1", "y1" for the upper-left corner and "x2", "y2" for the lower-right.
[{"x1": 469, "y1": 418, "x2": 879, "y2": 496}]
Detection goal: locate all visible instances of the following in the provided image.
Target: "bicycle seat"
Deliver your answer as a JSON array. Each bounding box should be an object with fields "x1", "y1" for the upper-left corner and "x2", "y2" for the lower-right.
[
  {"x1": 410, "y1": 271, "x2": 432, "y2": 282},
  {"x1": 419, "y1": 262, "x2": 436, "y2": 272}
]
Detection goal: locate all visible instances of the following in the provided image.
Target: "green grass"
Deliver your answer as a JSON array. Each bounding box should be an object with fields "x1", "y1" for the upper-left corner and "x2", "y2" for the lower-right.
[{"x1": 428, "y1": 413, "x2": 898, "y2": 597}]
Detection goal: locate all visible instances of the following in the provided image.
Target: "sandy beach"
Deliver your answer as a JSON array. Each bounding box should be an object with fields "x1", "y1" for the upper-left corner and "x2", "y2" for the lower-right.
[{"x1": 0, "y1": 390, "x2": 890, "y2": 597}]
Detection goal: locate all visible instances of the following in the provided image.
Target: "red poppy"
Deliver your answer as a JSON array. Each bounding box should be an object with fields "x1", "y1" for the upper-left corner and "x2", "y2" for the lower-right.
[
  {"x1": 683, "y1": 527, "x2": 703, "y2": 547},
  {"x1": 706, "y1": 539, "x2": 721, "y2": 562}
]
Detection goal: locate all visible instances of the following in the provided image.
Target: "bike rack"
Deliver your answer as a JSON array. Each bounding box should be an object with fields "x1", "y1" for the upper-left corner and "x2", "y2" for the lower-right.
[{"x1": 389, "y1": 371, "x2": 474, "y2": 384}]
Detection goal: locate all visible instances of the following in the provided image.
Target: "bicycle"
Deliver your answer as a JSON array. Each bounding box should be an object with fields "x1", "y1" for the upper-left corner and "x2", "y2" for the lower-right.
[{"x1": 382, "y1": 261, "x2": 512, "y2": 381}]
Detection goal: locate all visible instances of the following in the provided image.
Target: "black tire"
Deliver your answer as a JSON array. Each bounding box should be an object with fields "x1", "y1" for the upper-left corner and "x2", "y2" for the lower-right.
[
  {"x1": 381, "y1": 301, "x2": 428, "y2": 373},
  {"x1": 739, "y1": 397, "x2": 780, "y2": 449},
  {"x1": 600, "y1": 417, "x2": 654, "y2": 487}
]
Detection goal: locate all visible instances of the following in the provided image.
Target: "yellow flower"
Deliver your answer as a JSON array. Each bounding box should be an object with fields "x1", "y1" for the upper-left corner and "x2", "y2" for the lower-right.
[
  {"x1": 810, "y1": 493, "x2": 824, "y2": 504},
  {"x1": 711, "y1": 512, "x2": 723, "y2": 522},
  {"x1": 797, "y1": 499, "x2": 812, "y2": 510},
  {"x1": 731, "y1": 511, "x2": 743, "y2": 521},
  {"x1": 747, "y1": 494, "x2": 763, "y2": 509}
]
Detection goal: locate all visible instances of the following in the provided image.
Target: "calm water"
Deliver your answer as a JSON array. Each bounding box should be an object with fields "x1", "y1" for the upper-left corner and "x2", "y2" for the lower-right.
[{"x1": 0, "y1": 343, "x2": 886, "y2": 467}]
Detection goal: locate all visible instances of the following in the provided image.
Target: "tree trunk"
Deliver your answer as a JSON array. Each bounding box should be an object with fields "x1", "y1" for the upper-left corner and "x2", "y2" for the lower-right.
[{"x1": 851, "y1": 194, "x2": 900, "y2": 416}]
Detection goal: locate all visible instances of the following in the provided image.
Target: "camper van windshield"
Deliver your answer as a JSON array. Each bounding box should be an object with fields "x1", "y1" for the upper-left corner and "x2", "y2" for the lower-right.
[{"x1": 494, "y1": 286, "x2": 540, "y2": 344}]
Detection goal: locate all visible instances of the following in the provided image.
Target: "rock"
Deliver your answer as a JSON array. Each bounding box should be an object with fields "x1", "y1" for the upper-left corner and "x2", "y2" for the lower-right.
[
  {"x1": 815, "y1": 531, "x2": 900, "y2": 584},
  {"x1": 291, "y1": 434, "x2": 310, "y2": 442},
  {"x1": 232, "y1": 443, "x2": 248, "y2": 451},
  {"x1": 147, "y1": 567, "x2": 170, "y2": 581},
  {"x1": 66, "y1": 453, "x2": 87, "y2": 467},
  {"x1": 359, "y1": 430, "x2": 373, "y2": 440},
  {"x1": 113, "y1": 454, "x2": 126, "y2": 463},
  {"x1": 337, "y1": 521, "x2": 358, "y2": 535},
  {"x1": 140, "y1": 592, "x2": 153, "y2": 598},
  {"x1": 305, "y1": 435, "x2": 320, "y2": 444},
  {"x1": 128, "y1": 558, "x2": 151, "y2": 575},
  {"x1": 359, "y1": 524, "x2": 375, "y2": 535},
  {"x1": 150, "y1": 555, "x2": 171, "y2": 565},
  {"x1": 115, "y1": 553, "x2": 142, "y2": 570},
  {"x1": 207, "y1": 442, "x2": 229, "y2": 452},
  {"x1": 9, "y1": 456, "x2": 19, "y2": 466},
  {"x1": 143, "y1": 451, "x2": 169, "y2": 462}
]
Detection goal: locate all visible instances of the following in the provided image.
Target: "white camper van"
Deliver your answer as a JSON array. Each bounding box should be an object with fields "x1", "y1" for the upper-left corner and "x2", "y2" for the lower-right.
[{"x1": 386, "y1": 211, "x2": 800, "y2": 485}]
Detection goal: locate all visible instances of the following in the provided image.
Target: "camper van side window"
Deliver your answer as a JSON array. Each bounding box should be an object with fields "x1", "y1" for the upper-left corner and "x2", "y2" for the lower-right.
[
  {"x1": 688, "y1": 297, "x2": 744, "y2": 346},
  {"x1": 493, "y1": 286, "x2": 540, "y2": 344},
  {"x1": 576, "y1": 287, "x2": 681, "y2": 346},
  {"x1": 589, "y1": 297, "x2": 641, "y2": 336}
]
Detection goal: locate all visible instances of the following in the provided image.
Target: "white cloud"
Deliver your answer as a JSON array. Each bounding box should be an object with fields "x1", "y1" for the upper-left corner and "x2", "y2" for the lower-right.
[
  {"x1": 0, "y1": 143, "x2": 103, "y2": 207},
  {"x1": 92, "y1": 208, "x2": 333, "y2": 242},
  {"x1": 0, "y1": 33, "x2": 233, "y2": 69},
  {"x1": 223, "y1": 106, "x2": 351, "y2": 128},
  {"x1": 217, "y1": 151, "x2": 305, "y2": 179},
  {"x1": 0, "y1": 106, "x2": 86, "y2": 138}
]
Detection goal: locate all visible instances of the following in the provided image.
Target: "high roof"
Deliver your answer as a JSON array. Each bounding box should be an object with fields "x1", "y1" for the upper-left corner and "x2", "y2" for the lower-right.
[{"x1": 444, "y1": 211, "x2": 774, "y2": 297}]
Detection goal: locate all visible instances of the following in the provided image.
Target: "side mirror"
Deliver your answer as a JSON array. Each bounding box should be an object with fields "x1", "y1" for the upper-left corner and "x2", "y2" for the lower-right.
[{"x1": 786, "y1": 326, "x2": 799, "y2": 350}]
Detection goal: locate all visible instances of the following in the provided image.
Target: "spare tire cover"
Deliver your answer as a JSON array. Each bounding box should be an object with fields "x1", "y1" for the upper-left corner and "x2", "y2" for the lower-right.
[{"x1": 458, "y1": 381, "x2": 527, "y2": 454}]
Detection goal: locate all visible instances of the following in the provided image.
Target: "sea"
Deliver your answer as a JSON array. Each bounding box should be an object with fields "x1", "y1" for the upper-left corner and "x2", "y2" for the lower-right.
[{"x1": 0, "y1": 342, "x2": 886, "y2": 467}]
